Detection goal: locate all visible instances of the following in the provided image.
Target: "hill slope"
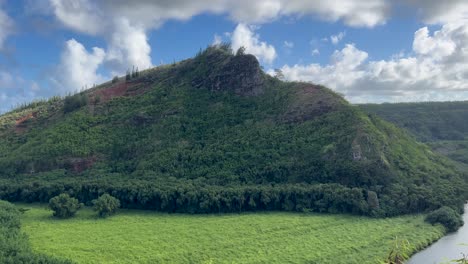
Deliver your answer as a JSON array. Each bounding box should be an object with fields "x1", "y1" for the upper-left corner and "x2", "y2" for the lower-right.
[
  {"x1": 360, "y1": 102, "x2": 468, "y2": 142},
  {"x1": 0, "y1": 46, "x2": 466, "y2": 216},
  {"x1": 361, "y1": 102, "x2": 468, "y2": 170}
]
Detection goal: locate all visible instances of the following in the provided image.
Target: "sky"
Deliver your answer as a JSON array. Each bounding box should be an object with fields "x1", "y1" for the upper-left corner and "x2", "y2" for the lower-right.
[{"x1": 1, "y1": 0, "x2": 468, "y2": 113}]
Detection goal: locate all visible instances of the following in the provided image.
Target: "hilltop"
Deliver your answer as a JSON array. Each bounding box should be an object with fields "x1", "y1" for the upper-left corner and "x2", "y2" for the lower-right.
[{"x1": 0, "y1": 45, "x2": 466, "y2": 216}]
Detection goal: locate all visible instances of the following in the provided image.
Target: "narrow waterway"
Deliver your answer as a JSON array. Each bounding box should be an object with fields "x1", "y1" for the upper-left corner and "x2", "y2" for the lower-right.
[{"x1": 407, "y1": 204, "x2": 468, "y2": 264}]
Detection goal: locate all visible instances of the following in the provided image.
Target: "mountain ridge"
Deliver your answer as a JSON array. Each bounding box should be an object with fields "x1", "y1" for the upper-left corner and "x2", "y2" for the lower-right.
[{"x1": 0, "y1": 45, "x2": 466, "y2": 216}]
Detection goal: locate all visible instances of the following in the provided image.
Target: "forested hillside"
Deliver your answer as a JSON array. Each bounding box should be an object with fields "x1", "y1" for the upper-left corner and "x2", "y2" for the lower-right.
[
  {"x1": 360, "y1": 102, "x2": 468, "y2": 142},
  {"x1": 0, "y1": 45, "x2": 466, "y2": 216},
  {"x1": 361, "y1": 102, "x2": 468, "y2": 170}
]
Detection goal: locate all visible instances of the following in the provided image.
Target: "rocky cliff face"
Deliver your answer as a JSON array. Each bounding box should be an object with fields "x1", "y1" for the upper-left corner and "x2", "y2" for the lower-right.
[{"x1": 188, "y1": 48, "x2": 265, "y2": 96}]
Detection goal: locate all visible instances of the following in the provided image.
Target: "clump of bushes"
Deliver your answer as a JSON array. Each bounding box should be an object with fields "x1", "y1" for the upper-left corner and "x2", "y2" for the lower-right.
[
  {"x1": 425, "y1": 206, "x2": 464, "y2": 232},
  {"x1": 49, "y1": 193, "x2": 83, "y2": 218},
  {"x1": 92, "y1": 194, "x2": 120, "y2": 218},
  {"x1": 63, "y1": 93, "x2": 88, "y2": 113}
]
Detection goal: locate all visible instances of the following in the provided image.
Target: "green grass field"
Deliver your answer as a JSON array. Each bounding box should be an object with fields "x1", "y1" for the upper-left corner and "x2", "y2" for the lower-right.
[{"x1": 19, "y1": 204, "x2": 444, "y2": 264}]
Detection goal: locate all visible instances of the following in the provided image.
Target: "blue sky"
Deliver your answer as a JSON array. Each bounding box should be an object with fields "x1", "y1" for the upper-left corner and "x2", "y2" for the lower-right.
[{"x1": 1, "y1": 0, "x2": 468, "y2": 113}]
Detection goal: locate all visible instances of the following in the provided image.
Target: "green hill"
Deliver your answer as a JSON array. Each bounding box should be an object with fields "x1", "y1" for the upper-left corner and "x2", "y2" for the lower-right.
[
  {"x1": 360, "y1": 102, "x2": 468, "y2": 142},
  {"x1": 361, "y1": 102, "x2": 468, "y2": 170},
  {"x1": 0, "y1": 46, "x2": 466, "y2": 216}
]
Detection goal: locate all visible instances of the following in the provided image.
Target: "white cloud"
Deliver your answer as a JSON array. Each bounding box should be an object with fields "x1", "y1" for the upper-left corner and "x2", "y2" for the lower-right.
[
  {"x1": 312, "y1": 48, "x2": 320, "y2": 56},
  {"x1": 283, "y1": 0, "x2": 389, "y2": 27},
  {"x1": 231, "y1": 24, "x2": 277, "y2": 64},
  {"x1": 0, "y1": 3, "x2": 13, "y2": 49},
  {"x1": 402, "y1": 0, "x2": 468, "y2": 24},
  {"x1": 284, "y1": 41, "x2": 294, "y2": 49},
  {"x1": 213, "y1": 34, "x2": 223, "y2": 45},
  {"x1": 51, "y1": 39, "x2": 106, "y2": 93},
  {"x1": 49, "y1": 0, "x2": 103, "y2": 35},
  {"x1": 279, "y1": 22, "x2": 468, "y2": 103},
  {"x1": 105, "y1": 18, "x2": 152, "y2": 74},
  {"x1": 330, "y1": 32, "x2": 346, "y2": 45},
  {"x1": 96, "y1": 0, "x2": 389, "y2": 27},
  {"x1": 281, "y1": 44, "x2": 368, "y2": 91}
]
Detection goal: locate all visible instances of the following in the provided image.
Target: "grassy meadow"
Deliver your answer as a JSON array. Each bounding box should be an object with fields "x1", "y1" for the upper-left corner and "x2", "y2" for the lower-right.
[{"x1": 18, "y1": 204, "x2": 444, "y2": 264}]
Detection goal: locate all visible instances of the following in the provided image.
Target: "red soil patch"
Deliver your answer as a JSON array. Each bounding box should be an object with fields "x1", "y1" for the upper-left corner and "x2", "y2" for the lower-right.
[
  {"x1": 67, "y1": 156, "x2": 97, "y2": 173},
  {"x1": 92, "y1": 81, "x2": 148, "y2": 104},
  {"x1": 95, "y1": 82, "x2": 129, "y2": 102},
  {"x1": 14, "y1": 112, "x2": 38, "y2": 134},
  {"x1": 15, "y1": 112, "x2": 37, "y2": 126}
]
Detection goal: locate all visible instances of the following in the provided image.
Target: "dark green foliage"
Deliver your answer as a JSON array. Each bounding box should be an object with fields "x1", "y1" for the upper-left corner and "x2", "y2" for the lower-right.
[
  {"x1": 92, "y1": 194, "x2": 120, "y2": 217},
  {"x1": 0, "y1": 47, "x2": 466, "y2": 217},
  {"x1": 126, "y1": 70, "x2": 131, "y2": 81},
  {"x1": 236, "y1": 46, "x2": 246, "y2": 56},
  {"x1": 0, "y1": 200, "x2": 73, "y2": 264},
  {"x1": 63, "y1": 93, "x2": 88, "y2": 113},
  {"x1": 361, "y1": 101, "x2": 468, "y2": 170},
  {"x1": 360, "y1": 102, "x2": 468, "y2": 142},
  {"x1": 48, "y1": 194, "x2": 82, "y2": 218},
  {"x1": 112, "y1": 76, "x2": 119, "y2": 83},
  {"x1": 425, "y1": 206, "x2": 464, "y2": 232}
]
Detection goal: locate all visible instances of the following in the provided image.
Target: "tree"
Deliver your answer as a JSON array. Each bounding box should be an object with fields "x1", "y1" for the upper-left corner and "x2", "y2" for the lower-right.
[
  {"x1": 112, "y1": 76, "x2": 119, "y2": 84},
  {"x1": 274, "y1": 68, "x2": 285, "y2": 80},
  {"x1": 367, "y1": 191, "x2": 379, "y2": 210},
  {"x1": 48, "y1": 194, "x2": 82, "y2": 218},
  {"x1": 126, "y1": 70, "x2": 131, "y2": 81},
  {"x1": 425, "y1": 206, "x2": 464, "y2": 232},
  {"x1": 92, "y1": 194, "x2": 121, "y2": 217},
  {"x1": 236, "y1": 46, "x2": 246, "y2": 56}
]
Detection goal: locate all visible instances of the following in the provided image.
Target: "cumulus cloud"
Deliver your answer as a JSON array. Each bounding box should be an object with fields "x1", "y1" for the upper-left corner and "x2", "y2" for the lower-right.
[
  {"x1": 278, "y1": 22, "x2": 468, "y2": 103},
  {"x1": 231, "y1": 24, "x2": 277, "y2": 64},
  {"x1": 402, "y1": 0, "x2": 468, "y2": 24},
  {"x1": 330, "y1": 32, "x2": 346, "y2": 45},
  {"x1": 280, "y1": 44, "x2": 368, "y2": 91},
  {"x1": 51, "y1": 39, "x2": 106, "y2": 93},
  {"x1": 0, "y1": 3, "x2": 13, "y2": 49},
  {"x1": 105, "y1": 18, "x2": 152, "y2": 74},
  {"x1": 49, "y1": 0, "x2": 103, "y2": 35},
  {"x1": 94, "y1": 0, "x2": 389, "y2": 27},
  {"x1": 283, "y1": 0, "x2": 388, "y2": 27}
]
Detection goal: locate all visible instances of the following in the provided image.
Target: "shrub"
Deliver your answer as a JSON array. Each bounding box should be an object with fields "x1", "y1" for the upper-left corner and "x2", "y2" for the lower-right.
[
  {"x1": 425, "y1": 206, "x2": 464, "y2": 232},
  {"x1": 92, "y1": 194, "x2": 120, "y2": 217},
  {"x1": 49, "y1": 194, "x2": 82, "y2": 218},
  {"x1": 63, "y1": 94, "x2": 88, "y2": 113}
]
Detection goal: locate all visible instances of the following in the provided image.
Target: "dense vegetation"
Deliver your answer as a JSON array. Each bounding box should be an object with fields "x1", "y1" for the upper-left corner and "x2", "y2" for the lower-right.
[
  {"x1": 0, "y1": 45, "x2": 466, "y2": 217},
  {"x1": 360, "y1": 102, "x2": 468, "y2": 142},
  {"x1": 20, "y1": 203, "x2": 444, "y2": 264},
  {"x1": 0, "y1": 200, "x2": 71, "y2": 263},
  {"x1": 361, "y1": 102, "x2": 468, "y2": 171},
  {"x1": 425, "y1": 206, "x2": 464, "y2": 232}
]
